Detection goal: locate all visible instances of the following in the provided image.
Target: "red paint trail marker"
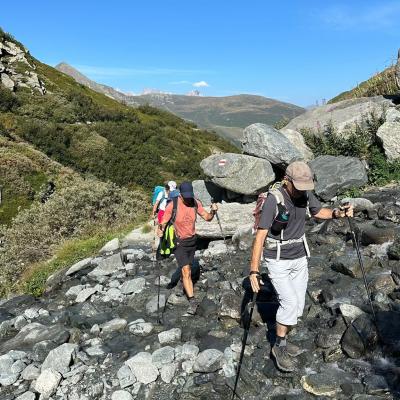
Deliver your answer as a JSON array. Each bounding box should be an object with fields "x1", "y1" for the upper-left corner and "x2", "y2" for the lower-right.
[{"x1": 218, "y1": 159, "x2": 227, "y2": 166}]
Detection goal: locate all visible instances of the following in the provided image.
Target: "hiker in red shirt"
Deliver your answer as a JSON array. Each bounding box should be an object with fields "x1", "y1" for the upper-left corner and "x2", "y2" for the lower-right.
[{"x1": 158, "y1": 181, "x2": 218, "y2": 315}]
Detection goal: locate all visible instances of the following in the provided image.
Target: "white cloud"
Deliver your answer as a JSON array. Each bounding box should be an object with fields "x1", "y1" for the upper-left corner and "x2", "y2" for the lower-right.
[
  {"x1": 193, "y1": 81, "x2": 210, "y2": 87},
  {"x1": 319, "y1": 3, "x2": 400, "y2": 30}
]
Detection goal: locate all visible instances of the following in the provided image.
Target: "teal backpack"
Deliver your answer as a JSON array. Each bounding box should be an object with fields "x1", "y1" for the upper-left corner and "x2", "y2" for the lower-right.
[{"x1": 152, "y1": 186, "x2": 165, "y2": 207}]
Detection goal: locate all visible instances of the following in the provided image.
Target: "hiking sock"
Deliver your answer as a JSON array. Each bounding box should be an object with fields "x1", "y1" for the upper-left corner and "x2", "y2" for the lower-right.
[
  {"x1": 188, "y1": 296, "x2": 195, "y2": 302},
  {"x1": 276, "y1": 335, "x2": 287, "y2": 347}
]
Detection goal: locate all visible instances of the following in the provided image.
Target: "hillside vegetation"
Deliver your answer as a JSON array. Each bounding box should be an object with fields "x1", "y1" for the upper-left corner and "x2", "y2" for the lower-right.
[
  {"x1": 329, "y1": 65, "x2": 399, "y2": 103},
  {"x1": 0, "y1": 28, "x2": 236, "y2": 296}
]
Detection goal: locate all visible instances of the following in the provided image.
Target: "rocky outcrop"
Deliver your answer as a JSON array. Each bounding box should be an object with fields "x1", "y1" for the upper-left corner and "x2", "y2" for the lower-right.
[
  {"x1": 285, "y1": 96, "x2": 394, "y2": 135},
  {"x1": 280, "y1": 127, "x2": 314, "y2": 161},
  {"x1": 0, "y1": 39, "x2": 45, "y2": 94},
  {"x1": 376, "y1": 108, "x2": 400, "y2": 161},
  {"x1": 192, "y1": 180, "x2": 225, "y2": 206},
  {"x1": 310, "y1": 155, "x2": 368, "y2": 201},
  {"x1": 196, "y1": 202, "x2": 254, "y2": 238},
  {"x1": 200, "y1": 153, "x2": 275, "y2": 195},
  {"x1": 242, "y1": 123, "x2": 303, "y2": 166}
]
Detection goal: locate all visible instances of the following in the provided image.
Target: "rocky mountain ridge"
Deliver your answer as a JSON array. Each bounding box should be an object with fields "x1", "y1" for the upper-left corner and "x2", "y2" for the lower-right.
[{"x1": 54, "y1": 62, "x2": 305, "y2": 145}]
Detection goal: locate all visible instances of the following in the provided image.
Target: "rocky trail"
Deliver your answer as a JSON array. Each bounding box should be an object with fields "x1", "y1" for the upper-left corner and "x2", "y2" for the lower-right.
[{"x1": 1, "y1": 185, "x2": 400, "y2": 400}]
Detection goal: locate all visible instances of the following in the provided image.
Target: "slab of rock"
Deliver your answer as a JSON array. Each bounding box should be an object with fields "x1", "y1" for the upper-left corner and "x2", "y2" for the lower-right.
[
  {"x1": 342, "y1": 314, "x2": 378, "y2": 358},
  {"x1": 331, "y1": 252, "x2": 374, "y2": 279},
  {"x1": 41, "y1": 343, "x2": 78, "y2": 374},
  {"x1": 218, "y1": 292, "x2": 241, "y2": 320},
  {"x1": 152, "y1": 346, "x2": 175, "y2": 368},
  {"x1": 285, "y1": 96, "x2": 393, "y2": 134},
  {"x1": 201, "y1": 153, "x2": 275, "y2": 195},
  {"x1": 310, "y1": 155, "x2": 368, "y2": 201},
  {"x1": 1, "y1": 323, "x2": 69, "y2": 352},
  {"x1": 232, "y1": 225, "x2": 253, "y2": 251},
  {"x1": 339, "y1": 304, "x2": 365, "y2": 323},
  {"x1": 66, "y1": 257, "x2": 93, "y2": 276},
  {"x1": 88, "y1": 253, "x2": 124, "y2": 277},
  {"x1": 121, "y1": 278, "x2": 146, "y2": 295},
  {"x1": 160, "y1": 363, "x2": 177, "y2": 383},
  {"x1": 193, "y1": 180, "x2": 225, "y2": 206},
  {"x1": 33, "y1": 368, "x2": 62, "y2": 397},
  {"x1": 100, "y1": 238, "x2": 120, "y2": 254},
  {"x1": 125, "y1": 352, "x2": 159, "y2": 384},
  {"x1": 158, "y1": 328, "x2": 182, "y2": 344},
  {"x1": 193, "y1": 349, "x2": 224, "y2": 372},
  {"x1": 21, "y1": 364, "x2": 40, "y2": 380},
  {"x1": 280, "y1": 127, "x2": 314, "y2": 161},
  {"x1": 242, "y1": 123, "x2": 303, "y2": 166},
  {"x1": 117, "y1": 365, "x2": 136, "y2": 389},
  {"x1": 376, "y1": 121, "x2": 400, "y2": 161},
  {"x1": 75, "y1": 287, "x2": 97, "y2": 303},
  {"x1": 385, "y1": 107, "x2": 400, "y2": 123},
  {"x1": 196, "y1": 202, "x2": 254, "y2": 238},
  {"x1": 301, "y1": 366, "x2": 350, "y2": 397}
]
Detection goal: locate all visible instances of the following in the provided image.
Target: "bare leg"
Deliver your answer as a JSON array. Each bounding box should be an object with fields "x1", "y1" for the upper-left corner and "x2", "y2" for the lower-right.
[
  {"x1": 276, "y1": 322, "x2": 289, "y2": 338},
  {"x1": 181, "y1": 265, "x2": 193, "y2": 298}
]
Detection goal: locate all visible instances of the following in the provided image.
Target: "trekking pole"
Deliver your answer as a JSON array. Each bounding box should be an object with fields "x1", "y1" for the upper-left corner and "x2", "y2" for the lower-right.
[
  {"x1": 231, "y1": 289, "x2": 258, "y2": 400},
  {"x1": 211, "y1": 198, "x2": 234, "y2": 269},
  {"x1": 153, "y1": 218, "x2": 162, "y2": 325},
  {"x1": 346, "y1": 214, "x2": 377, "y2": 322}
]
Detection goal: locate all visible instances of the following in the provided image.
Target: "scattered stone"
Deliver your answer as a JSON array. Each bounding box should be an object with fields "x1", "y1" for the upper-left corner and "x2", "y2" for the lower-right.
[
  {"x1": 121, "y1": 278, "x2": 146, "y2": 295},
  {"x1": 88, "y1": 253, "x2": 124, "y2": 277},
  {"x1": 21, "y1": 364, "x2": 40, "y2": 380},
  {"x1": 117, "y1": 365, "x2": 136, "y2": 389},
  {"x1": 160, "y1": 363, "x2": 177, "y2": 383},
  {"x1": 75, "y1": 287, "x2": 97, "y2": 303},
  {"x1": 111, "y1": 390, "x2": 133, "y2": 400},
  {"x1": 33, "y1": 368, "x2": 62, "y2": 397},
  {"x1": 128, "y1": 319, "x2": 154, "y2": 336},
  {"x1": 376, "y1": 121, "x2": 400, "y2": 161},
  {"x1": 339, "y1": 304, "x2": 365, "y2": 322},
  {"x1": 193, "y1": 349, "x2": 223, "y2": 373},
  {"x1": 158, "y1": 328, "x2": 181, "y2": 344},
  {"x1": 41, "y1": 343, "x2": 78, "y2": 374},
  {"x1": 280, "y1": 127, "x2": 314, "y2": 161},
  {"x1": 125, "y1": 352, "x2": 159, "y2": 384},
  {"x1": 15, "y1": 392, "x2": 36, "y2": 400},
  {"x1": 66, "y1": 257, "x2": 93, "y2": 276},
  {"x1": 218, "y1": 292, "x2": 241, "y2": 320}
]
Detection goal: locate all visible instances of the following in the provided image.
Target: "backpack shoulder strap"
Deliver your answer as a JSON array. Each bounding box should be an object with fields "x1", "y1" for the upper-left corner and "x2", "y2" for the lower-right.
[
  {"x1": 268, "y1": 188, "x2": 285, "y2": 217},
  {"x1": 171, "y1": 196, "x2": 179, "y2": 223}
]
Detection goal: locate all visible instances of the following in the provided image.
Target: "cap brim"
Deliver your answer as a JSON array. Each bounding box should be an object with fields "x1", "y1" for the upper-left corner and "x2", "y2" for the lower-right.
[
  {"x1": 292, "y1": 180, "x2": 314, "y2": 191},
  {"x1": 181, "y1": 192, "x2": 195, "y2": 198}
]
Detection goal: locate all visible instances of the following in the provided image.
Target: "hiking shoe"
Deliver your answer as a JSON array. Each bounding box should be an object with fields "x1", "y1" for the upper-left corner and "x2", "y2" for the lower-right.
[
  {"x1": 286, "y1": 341, "x2": 305, "y2": 357},
  {"x1": 271, "y1": 345, "x2": 296, "y2": 372},
  {"x1": 184, "y1": 299, "x2": 199, "y2": 316}
]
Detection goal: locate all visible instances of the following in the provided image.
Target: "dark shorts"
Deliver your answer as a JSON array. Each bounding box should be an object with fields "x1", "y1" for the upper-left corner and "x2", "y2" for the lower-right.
[{"x1": 174, "y1": 235, "x2": 197, "y2": 269}]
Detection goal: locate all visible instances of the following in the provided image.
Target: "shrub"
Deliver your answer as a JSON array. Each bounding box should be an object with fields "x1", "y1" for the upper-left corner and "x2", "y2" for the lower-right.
[
  {"x1": 0, "y1": 176, "x2": 149, "y2": 295},
  {"x1": 0, "y1": 86, "x2": 20, "y2": 112},
  {"x1": 303, "y1": 110, "x2": 400, "y2": 186}
]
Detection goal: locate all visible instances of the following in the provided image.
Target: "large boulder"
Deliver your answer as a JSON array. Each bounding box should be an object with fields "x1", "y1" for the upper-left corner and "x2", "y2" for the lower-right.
[
  {"x1": 192, "y1": 180, "x2": 225, "y2": 206},
  {"x1": 310, "y1": 156, "x2": 368, "y2": 201},
  {"x1": 196, "y1": 202, "x2": 254, "y2": 238},
  {"x1": 376, "y1": 120, "x2": 400, "y2": 161},
  {"x1": 242, "y1": 123, "x2": 303, "y2": 166},
  {"x1": 285, "y1": 96, "x2": 394, "y2": 135},
  {"x1": 280, "y1": 128, "x2": 314, "y2": 161},
  {"x1": 200, "y1": 153, "x2": 275, "y2": 195}
]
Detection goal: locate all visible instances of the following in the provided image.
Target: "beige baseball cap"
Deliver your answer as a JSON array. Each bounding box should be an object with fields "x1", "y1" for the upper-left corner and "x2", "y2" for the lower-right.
[{"x1": 285, "y1": 161, "x2": 314, "y2": 191}]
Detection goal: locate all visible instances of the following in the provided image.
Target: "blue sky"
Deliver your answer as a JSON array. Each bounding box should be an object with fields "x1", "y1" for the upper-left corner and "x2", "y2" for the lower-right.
[{"x1": 1, "y1": 0, "x2": 399, "y2": 106}]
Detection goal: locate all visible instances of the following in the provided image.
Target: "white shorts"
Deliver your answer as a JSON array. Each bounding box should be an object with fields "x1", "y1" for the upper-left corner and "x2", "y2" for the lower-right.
[{"x1": 266, "y1": 256, "x2": 308, "y2": 326}]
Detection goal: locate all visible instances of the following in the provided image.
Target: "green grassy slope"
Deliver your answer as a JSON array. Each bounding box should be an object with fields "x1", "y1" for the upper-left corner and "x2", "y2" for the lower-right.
[{"x1": 329, "y1": 65, "x2": 398, "y2": 104}]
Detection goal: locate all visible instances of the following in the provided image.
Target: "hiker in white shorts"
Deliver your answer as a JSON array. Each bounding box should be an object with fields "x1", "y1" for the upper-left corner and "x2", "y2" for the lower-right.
[{"x1": 249, "y1": 161, "x2": 353, "y2": 372}]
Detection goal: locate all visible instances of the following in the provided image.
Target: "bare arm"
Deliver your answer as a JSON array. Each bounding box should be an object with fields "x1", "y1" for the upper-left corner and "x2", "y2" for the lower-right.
[
  {"x1": 314, "y1": 204, "x2": 354, "y2": 220},
  {"x1": 152, "y1": 200, "x2": 160, "y2": 217},
  {"x1": 313, "y1": 207, "x2": 335, "y2": 220},
  {"x1": 249, "y1": 228, "x2": 268, "y2": 292},
  {"x1": 199, "y1": 209, "x2": 215, "y2": 221}
]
